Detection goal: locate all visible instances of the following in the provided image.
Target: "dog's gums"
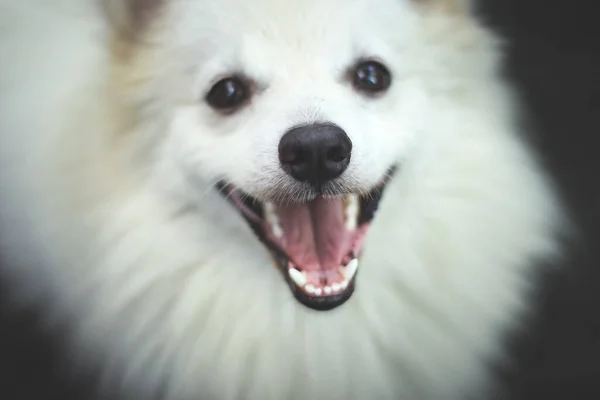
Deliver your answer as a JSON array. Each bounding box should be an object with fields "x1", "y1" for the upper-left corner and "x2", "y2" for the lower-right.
[{"x1": 217, "y1": 167, "x2": 396, "y2": 311}]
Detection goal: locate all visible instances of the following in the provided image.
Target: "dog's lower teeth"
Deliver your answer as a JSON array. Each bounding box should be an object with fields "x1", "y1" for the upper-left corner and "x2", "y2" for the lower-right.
[
  {"x1": 288, "y1": 268, "x2": 307, "y2": 287},
  {"x1": 294, "y1": 259, "x2": 359, "y2": 296}
]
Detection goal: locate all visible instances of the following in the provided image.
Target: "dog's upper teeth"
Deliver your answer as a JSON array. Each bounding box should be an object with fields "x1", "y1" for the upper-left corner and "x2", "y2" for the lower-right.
[
  {"x1": 264, "y1": 201, "x2": 284, "y2": 238},
  {"x1": 344, "y1": 194, "x2": 359, "y2": 230},
  {"x1": 288, "y1": 268, "x2": 307, "y2": 287},
  {"x1": 340, "y1": 258, "x2": 359, "y2": 281},
  {"x1": 271, "y1": 223, "x2": 283, "y2": 238},
  {"x1": 264, "y1": 201, "x2": 275, "y2": 218}
]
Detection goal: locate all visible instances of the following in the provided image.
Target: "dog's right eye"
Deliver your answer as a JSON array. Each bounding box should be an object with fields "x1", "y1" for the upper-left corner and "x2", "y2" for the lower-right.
[{"x1": 205, "y1": 77, "x2": 249, "y2": 112}]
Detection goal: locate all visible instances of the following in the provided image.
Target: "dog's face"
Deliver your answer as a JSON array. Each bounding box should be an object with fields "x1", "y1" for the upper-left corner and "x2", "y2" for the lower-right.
[{"x1": 109, "y1": 0, "x2": 472, "y2": 310}]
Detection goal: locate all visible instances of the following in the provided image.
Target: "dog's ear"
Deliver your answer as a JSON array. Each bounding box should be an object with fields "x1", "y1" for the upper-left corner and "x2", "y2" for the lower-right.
[
  {"x1": 413, "y1": 0, "x2": 473, "y2": 14},
  {"x1": 101, "y1": 0, "x2": 164, "y2": 37}
]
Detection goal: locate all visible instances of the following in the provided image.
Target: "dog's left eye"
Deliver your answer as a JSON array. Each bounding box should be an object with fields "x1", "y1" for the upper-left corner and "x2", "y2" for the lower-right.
[
  {"x1": 352, "y1": 60, "x2": 392, "y2": 95},
  {"x1": 205, "y1": 76, "x2": 249, "y2": 112}
]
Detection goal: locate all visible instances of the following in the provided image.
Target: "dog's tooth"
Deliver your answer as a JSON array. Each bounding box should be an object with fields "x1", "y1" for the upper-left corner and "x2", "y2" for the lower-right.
[
  {"x1": 324, "y1": 286, "x2": 332, "y2": 295},
  {"x1": 332, "y1": 283, "x2": 342, "y2": 292},
  {"x1": 264, "y1": 202, "x2": 284, "y2": 238},
  {"x1": 347, "y1": 194, "x2": 359, "y2": 209},
  {"x1": 264, "y1": 203, "x2": 278, "y2": 223},
  {"x1": 264, "y1": 201, "x2": 275, "y2": 217},
  {"x1": 272, "y1": 221, "x2": 284, "y2": 238},
  {"x1": 345, "y1": 194, "x2": 359, "y2": 230},
  {"x1": 341, "y1": 280, "x2": 349, "y2": 289},
  {"x1": 288, "y1": 268, "x2": 307, "y2": 287},
  {"x1": 306, "y1": 284, "x2": 316, "y2": 294},
  {"x1": 342, "y1": 258, "x2": 359, "y2": 281},
  {"x1": 314, "y1": 288, "x2": 322, "y2": 296}
]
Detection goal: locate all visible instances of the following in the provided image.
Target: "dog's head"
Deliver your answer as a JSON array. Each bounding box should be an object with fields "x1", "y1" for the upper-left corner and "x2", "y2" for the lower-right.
[{"x1": 103, "y1": 0, "x2": 476, "y2": 310}]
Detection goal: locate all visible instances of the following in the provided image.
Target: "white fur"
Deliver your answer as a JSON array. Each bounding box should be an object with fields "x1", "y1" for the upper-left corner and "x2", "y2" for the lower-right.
[{"x1": 0, "y1": 1, "x2": 565, "y2": 399}]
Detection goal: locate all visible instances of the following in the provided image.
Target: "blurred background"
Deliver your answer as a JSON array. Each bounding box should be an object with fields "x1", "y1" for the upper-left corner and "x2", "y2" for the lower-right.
[{"x1": 1, "y1": 0, "x2": 599, "y2": 399}]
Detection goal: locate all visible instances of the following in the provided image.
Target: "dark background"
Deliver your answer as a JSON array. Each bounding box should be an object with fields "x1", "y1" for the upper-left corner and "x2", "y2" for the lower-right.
[
  {"x1": 483, "y1": 0, "x2": 600, "y2": 398},
  {"x1": 1, "y1": 0, "x2": 599, "y2": 398}
]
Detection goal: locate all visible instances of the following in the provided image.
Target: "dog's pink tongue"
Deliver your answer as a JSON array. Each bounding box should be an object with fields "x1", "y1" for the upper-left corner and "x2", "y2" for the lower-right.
[{"x1": 276, "y1": 196, "x2": 347, "y2": 270}]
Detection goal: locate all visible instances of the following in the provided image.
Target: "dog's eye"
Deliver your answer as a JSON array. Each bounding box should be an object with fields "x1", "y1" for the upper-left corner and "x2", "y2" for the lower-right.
[
  {"x1": 352, "y1": 60, "x2": 391, "y2": 95},
  {"x1": 205, "y1": 76, "x2": 249, "y2": 112}
]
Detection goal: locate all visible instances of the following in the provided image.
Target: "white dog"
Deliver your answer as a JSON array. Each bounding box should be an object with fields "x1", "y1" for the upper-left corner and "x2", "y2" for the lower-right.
[{"x1": 0, "y1": 0, "x2": 566, "y2": 399}]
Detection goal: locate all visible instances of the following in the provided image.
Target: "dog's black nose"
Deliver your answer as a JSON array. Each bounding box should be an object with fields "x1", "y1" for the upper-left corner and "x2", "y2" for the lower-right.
[{"x1": 279, "y1": 123, "x2": 352, "y2": 188}]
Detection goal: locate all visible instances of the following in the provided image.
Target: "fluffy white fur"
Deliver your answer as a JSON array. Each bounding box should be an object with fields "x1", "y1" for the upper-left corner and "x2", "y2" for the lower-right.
[{"x1": 0, "y1": 0, "x2": 565, "y2": 399}]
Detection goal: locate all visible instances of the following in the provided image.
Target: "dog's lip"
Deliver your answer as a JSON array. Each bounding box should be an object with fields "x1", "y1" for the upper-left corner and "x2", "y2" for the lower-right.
[{"x1": 216, "y1": 166, "x2": 397, "y2": 311}]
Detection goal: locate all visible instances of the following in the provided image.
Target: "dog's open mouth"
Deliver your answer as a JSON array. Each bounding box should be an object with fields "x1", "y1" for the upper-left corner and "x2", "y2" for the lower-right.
[{"x1": 217, "y1": 167, "x2": 396, "y2": 311}]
